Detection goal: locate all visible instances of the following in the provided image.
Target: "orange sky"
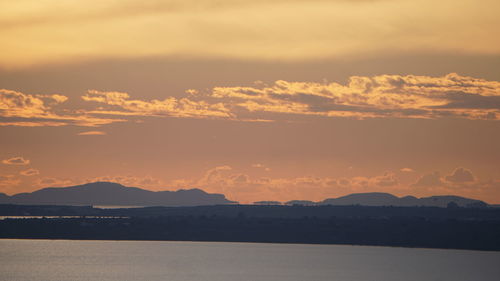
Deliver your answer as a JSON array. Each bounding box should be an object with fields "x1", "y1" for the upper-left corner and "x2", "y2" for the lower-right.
[{"x1": 1, "y1": 0, "x2": 500, "y2": 203}]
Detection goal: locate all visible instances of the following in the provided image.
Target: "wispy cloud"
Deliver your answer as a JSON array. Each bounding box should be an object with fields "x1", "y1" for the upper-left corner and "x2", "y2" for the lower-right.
[
  {"x1": 445, "y1": 167, "x2": 475, "y2": 183},
  {"x1": 84, "y1": 175, "x2": 163, "y2": 188},
  {"x1": 2, "y1": 74, "x2": 499, "y2": 129},
  {"x1": 167, "y1": 165, "x2": 500, "y2": 203},
  {"x1": 77, "y1": 131, "x2": 107, "y2": 136},
  {"x1": 252, "y1": 163, "x2": 271, "y2": 171},
  {"x1": 33, "y1": 175, "x2": 164, "y2": 189},
  {"x1": 412, "y1": 171, "x2": 443, "y2": 188},
  {"x1": 400, "y1": 168, "x2": 414, "y2": 172},
  {"x1": 1, "y1": 89, "x2": 66, "y2": 118},
  {"x1": 82, "y1": 90, "x2": 232, "y2": 119},
  {"x1": 1, "y1": 0, "x2": 498, "y2": 67},
  {"x1": 2, "y1": 156, "x2": 30, "y2": 165},
  {"x1": 0, "y1": 89, "x2": 125, "y2": 127},
  {"x1": 0, "y1": 174, "x2": 20, "y2": 187},
  {"x1": 0, "y1": 0, "x2": 345, "y2": 30},
  {"x1": 202, "y1": 73, "x2": 500, "y2": 121},
  {"x1": 410, "y1": 168, "x2": 493, "y2": 197},
  {"x1": 171, "y1": 166, "x2": 405, "y2": 203},
  {"x1": 20, "y1": 168, "x2": 40, "y2": 176},
  {"x1": 35, "y1": 177, "x2": 74, "y2": 188}
]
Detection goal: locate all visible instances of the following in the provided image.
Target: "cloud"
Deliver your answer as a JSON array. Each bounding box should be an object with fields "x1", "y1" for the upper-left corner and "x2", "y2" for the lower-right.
[
  {"x1": 169, "y1": 165, "x2": 497, "y2": 203},
  {"x1": 0, "y1": 89, "x2": 65, "y2": 117},
  {"x1": 373, "y1": 172, "x2": 399, "y2": 187},
  {"x1": 341, "y1": 173, "x2": 401, "y2": 190},
  {"x1": 0, "y1": 89, "x2": 125, "y2": 127},
  {"x1": 445, "y1": 167, "x2": 475, "y2": 183},
  {"x1": 19, "y1": 168, "x2": 39, "y2": 176},
  {"x1": 172, "y1": 166, "x2": 405, "y2": 203},
  {"x1": 2, "y1": 156, "x2": 30, "y2": 165},
  {"x1": 251, "y1": 163, "x2": 271, "y2": 171},
  {"x1": 400, "y1": 168, "x2": 414, "y2": 172},
  {"x1": 408, "y1": 168, "x2": 499, "y2": 201},
  {"x1": 0, "y1": 174, "x2": 21, "y2": 187},
  {"x1": 35, "y1": 177, "x2": 75, "y2": 188},
  {"x1": 1, "y1": 0, "x2": 499, "y2": 68},
  {"x1": 3, "y1": 74, "x2": 499, "y2": 128},
  {"x1": 1, "y1": 0, "x2": 349, "y2": 31},
  {"x1": 198, "y1": 165, "x2": 233, "y2": 186},
  {"x1": 202, "y1": 73, "x2": 500, "y2": 121},
  {"x1": 0, "y1": 121, "x2": 68, "y2": 127},
  {"x1": 411, "y1": 171, "x2": 443, "y2": 187},
  {"x1": 84, "y1": 175, "x2": 163, "y2": 187},
  {"x1": 82, "y1": 90, "x2": 232, "y2": 119},
  {"x1": 32, "y1": 174, "x2": 163, "y2": 190},
  {"x1": 411, "y1": 167, "x2": 481, "y2": 190},
  {"x1": 77, "y1": 131, "x2": 106, "y2": 136}
]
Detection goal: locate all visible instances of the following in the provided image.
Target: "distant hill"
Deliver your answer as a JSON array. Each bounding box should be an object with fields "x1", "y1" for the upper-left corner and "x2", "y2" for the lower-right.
[
  {"x1": 0, "y1": 183, "x2": 489, "y2": 208},
  {"x1": 285, "y1": 200, "x2": 317, "y2": 206},
  {"x1": 286, "y1": 192, "x2": 488, "y2": 208},
  {"x1": 321, "y1": 192, "x2": 399, "y2": 206},
  {"x1": 253, "y1": 201, "x2": 282, "y2": 205},
  {"x1": 0, "y1": 182, "x2": 236, "y2": 207}
]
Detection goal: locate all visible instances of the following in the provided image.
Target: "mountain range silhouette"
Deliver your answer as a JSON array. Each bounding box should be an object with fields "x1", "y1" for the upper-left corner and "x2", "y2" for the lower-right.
[
  {"x1": 282, "y1": 192, "x2": 488, "y2": 208},
  {"x1": 317, "y1": 192, "x2": 488, "y2": 208},
  {"x1": 0, "y1": 182, "x2": 236, "y2": 206},
  {"x1": 0, "y1": 182, "x2": 489, "y2": 208}
]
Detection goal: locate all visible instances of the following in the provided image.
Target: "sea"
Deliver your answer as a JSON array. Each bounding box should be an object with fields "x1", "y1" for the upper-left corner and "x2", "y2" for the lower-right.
[{"x1": 1, "y1": 239, "x2": 499, "y2": 281}]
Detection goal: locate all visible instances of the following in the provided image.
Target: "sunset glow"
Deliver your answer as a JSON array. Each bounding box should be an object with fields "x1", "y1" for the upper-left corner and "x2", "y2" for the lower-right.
[{"x1": 1, "y1": 0, "x2": 499, "y2": 204}]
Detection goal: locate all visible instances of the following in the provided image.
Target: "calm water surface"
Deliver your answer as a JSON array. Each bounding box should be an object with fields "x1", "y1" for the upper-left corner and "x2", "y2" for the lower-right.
[{"x1": 1, "y1": 239, "x2": 499, "y2": 281}]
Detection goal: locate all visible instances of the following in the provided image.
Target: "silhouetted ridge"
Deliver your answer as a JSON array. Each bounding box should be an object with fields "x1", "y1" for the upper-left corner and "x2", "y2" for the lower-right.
[
  {"x1": 1, "y1": 181, "x2": 236, "y2": 206},
  {"x1": 285, "y1": 200, "x2": 316, "y2": 206},
  {"x1": 254, "y1": 201, "x2": 282, "y2": 205},
  {"x1": 284, "y1": 192, "x2": 488, "y2": 208},
  {"x1": 321, "y1": 192, "x2": 398, "y2": 206}
]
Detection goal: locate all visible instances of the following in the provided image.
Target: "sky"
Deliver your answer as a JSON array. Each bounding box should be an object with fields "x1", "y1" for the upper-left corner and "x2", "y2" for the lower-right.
[{"x1": 1, "y1": 0, "x2": 500, "y2": 204}]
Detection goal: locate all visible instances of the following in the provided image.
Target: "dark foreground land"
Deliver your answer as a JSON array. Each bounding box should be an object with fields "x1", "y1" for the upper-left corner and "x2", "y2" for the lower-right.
[{"x1": 1, "y1": 204, "x2": 500, "y2": 251}]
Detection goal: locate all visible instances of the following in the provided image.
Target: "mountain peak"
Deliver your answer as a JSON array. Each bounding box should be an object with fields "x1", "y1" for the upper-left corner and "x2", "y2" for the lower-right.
[
  {"x1": 5, "y1": 182, "x2": 236, "y2": 206},
  {"x1": 318, "y1": 192, "x2": 487, "y2": 208},
  {"x1": 79, "y1": 181, "x2": 127, "y2": 188},
  {"x1": 339, "y1": 192, "x2": 398, "y2": 199}
]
